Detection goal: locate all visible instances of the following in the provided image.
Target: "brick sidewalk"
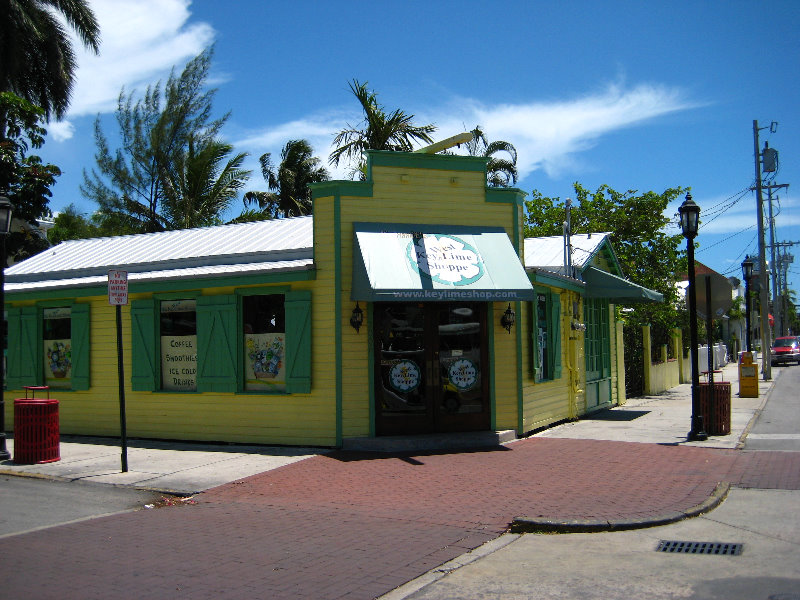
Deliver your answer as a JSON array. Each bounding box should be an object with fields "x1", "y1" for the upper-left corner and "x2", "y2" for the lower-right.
[{"x1": 3, "y1": 437, "x2": 799, "y2": 600}]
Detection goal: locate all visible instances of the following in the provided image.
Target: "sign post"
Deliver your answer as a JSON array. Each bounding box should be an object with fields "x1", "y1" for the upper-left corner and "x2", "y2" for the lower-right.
[{"x1": 108, "y1": 270, "x2": 128, "y2": 472}]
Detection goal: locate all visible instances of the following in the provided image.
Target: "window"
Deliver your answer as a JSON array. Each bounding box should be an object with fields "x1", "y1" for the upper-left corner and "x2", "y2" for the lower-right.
[
  {"x1": 532, "y1": 289, "x2": 562, "y2": 382},
  {"x1": 585, "y1": 298, "x2": 610, "y2": 381},
  {"x1": 242, "y1": 294, "x2": 286, "y2": 392},
  {"x1": 160, "y1": 300, "x2": 197, "y2": 391},
  {"x1": 43, "y1": 307, "x2": 72, "y2": 389},
  {"x1": 131, "y1": 290, "x2": 311, "y2": 394},
  {"x1": 6, "y1": 303, "x2": 90, "y2": 391},
  {"x1": 535, "y1": 294, "x2": 549, "y2": 381}
]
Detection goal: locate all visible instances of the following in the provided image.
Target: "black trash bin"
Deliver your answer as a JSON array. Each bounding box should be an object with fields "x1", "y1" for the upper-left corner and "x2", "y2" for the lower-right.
[{"x1": 697, "y1": 381, "x2": 731, "y2": 436}]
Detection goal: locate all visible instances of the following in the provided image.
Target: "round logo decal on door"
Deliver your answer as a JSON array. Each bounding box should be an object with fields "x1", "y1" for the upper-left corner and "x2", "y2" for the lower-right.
[
  {"x1": 389, "y1": 360, "x2": 421, "y2": 393},
  {"x1": 448, "y1": 358, "x2": 478, "y2": 391},
  {"x1": 406, "y1": 234, "x2": 484, "y2": 286}
]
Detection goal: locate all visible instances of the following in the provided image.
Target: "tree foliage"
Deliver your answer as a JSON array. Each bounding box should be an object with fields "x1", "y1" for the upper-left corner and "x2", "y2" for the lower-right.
[
  {"x1": 244, "y1": 139, "x2": 328, "y2": 219},
  {"x1": 47, "y1": 203, "x2": 104, "y2": 244},
  {"x1": 525, "y1": 183, "x2": 688, "y2": 395},
  {"x1": 525, "y1": 183, "x2": 686, "y2": 306},
  {"x1": 0, "y1": 92, "x2": 58, "y2": 262},
  {"x1": 0, "y1": 0, "x2": 100, "y2": 121},
  {"x1": 161, "y1": 137, "x2": 250, "y2": 229},
  {"x1": 82, "y1": 47, "x2": 231, "y2": 234},
  {"x1": 329, "y1": 79, "x2": 436, "y2": 177},
  {"x1": 464, "y1": 126, "x2": 518, "y2": 187}
]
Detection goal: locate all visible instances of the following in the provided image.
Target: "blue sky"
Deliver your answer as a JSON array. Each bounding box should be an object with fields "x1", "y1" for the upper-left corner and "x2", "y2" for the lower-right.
[{"x1": 39, "y1": 0, "x2": 799, "y2": 294}]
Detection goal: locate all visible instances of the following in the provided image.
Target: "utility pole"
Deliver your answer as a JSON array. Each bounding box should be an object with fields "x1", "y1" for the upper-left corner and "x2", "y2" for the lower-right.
[
  {"x1": 753, "y1": 120, "x2": 774, "y2": 380},
  {"x1": 765, "y1": 183, "x2": 789, "y2": 334},
  {"x1": 775, "y1": 242, "x2": 798, "y2": 336}
]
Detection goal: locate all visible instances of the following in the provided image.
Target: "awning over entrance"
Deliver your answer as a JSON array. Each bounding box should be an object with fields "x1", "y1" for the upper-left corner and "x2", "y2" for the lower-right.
[
  {"x1": 582, "y1": 266, "x2": 663, "y2": 303},
  {"x1": 352, "y1": 222, "x2": 534, "y2": 302}
]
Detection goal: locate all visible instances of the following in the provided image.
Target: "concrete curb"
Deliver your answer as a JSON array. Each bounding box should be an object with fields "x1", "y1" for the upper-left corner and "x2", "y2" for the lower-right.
[
  {"x1": 510, "y1": 481, "x2": 731, "y2": 534},
  {"x1": 0, "y1": 467, "x2": 193, "y2": 497},
  {"x1": 378, "y1": 533, "x2": 521, "y2": 600}
]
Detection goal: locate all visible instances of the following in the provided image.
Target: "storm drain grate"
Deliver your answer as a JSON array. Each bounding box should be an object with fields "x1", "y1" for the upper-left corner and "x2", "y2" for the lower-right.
[{"x1": 657, "y1": 541, "x2": 743, "y2": 556}]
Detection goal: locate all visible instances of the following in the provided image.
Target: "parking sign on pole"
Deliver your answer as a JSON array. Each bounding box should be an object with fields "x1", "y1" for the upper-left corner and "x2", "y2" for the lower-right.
[{"x1": 108, "y1": 269, "x2": 129, "y2": 471}]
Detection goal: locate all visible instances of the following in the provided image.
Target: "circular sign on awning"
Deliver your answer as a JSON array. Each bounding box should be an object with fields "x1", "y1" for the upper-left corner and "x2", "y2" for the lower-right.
[{"x1": 406, "y1": 234, "x2": 484, "y2": 286}]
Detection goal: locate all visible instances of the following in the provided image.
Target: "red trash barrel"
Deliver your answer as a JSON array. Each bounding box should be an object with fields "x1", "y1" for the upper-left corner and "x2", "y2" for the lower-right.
[{"x1": 13, "y1": 386, "x2": 60, "y2": 464}]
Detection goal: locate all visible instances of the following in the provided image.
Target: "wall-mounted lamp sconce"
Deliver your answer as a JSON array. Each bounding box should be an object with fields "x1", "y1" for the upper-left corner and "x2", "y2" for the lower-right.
[
  {"x1": 350, "y1": 302, "x2": 364, "y2": 333},
  {"x1": 501, "y1": 303, "x2": 515, "y2": 334},
  {"x1": 571, "y1": 320, "x2": 587, "y2": 331}
]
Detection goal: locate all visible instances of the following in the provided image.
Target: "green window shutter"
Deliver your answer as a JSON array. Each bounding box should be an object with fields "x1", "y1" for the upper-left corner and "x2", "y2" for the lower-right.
[
  {"x1": 549, "y1": 291, "x2": 562, "y2": 380},
  {"x1": 284, "y1": 290, "x2": 312, "y2": 394},
  {"x1": 601, "y1": 302, "x2": 611, "y2": 378},
  {"x1": 7, "y1": 306, "x2": 41, "y2": 389},
  {"x1": 531, "y1": 294, "x2": 541, "y2": 382},
  {"x1": 131, "y1": 299, "x2": 158, "y2": 391},
  {"x1": 70, "y1": 303, "x2": 91, "y2": 390},
  {"x1": 196, "y1": 295, "x2": 237, "y2": 393}
]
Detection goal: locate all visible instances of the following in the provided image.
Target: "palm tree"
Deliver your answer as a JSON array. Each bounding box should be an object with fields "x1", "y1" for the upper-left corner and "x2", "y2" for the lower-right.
[
  {"x1": 244, "y1": 139, "x2": 329, "y2": 218},
  {"x1": 329, "y1": 79, "x2": 436, "y2": 175},
  {"x1": 0, "y1": 0, "x2": 100, "y2": 121},
  {"x1": 161, "y1": 137, "x2": 251, "y2": 229},
  {"x1": 465, "y1": 126, "x2": 518, "y2": 187}
]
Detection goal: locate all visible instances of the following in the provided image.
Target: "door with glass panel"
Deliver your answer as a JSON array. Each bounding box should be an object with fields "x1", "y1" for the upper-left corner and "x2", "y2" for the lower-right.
[{"x1": 373, "y1": 302, "x2": 489, "y2": 435}]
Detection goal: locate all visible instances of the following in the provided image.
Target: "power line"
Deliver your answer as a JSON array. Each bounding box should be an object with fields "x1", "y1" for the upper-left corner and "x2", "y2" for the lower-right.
[{"x1": 696, "y1": 224, "x2": 756, "y2": 254}]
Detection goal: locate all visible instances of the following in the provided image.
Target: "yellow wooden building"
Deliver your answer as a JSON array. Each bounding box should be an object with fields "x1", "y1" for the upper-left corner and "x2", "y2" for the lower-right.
[{"x1": 3, "y1": 149, "x2": 661, "y2": 448}]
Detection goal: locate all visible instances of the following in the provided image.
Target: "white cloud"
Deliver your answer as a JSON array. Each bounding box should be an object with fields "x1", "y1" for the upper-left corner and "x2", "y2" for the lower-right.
[
  {"x1": 54, "y1": 0, "x2": 215, "y2": 138},
  {"x1": 234, "y1": 111, "x2": 354, "y2": 181},
  {"x1": 432, "y1": 82, "x2": 695, "y2": 180},
  {"x1": 48, "y1": 121, "x2": 76, "y2": 142},
  {"x1": 234, "y1": 81, "x2": 695, "y2": 184}
]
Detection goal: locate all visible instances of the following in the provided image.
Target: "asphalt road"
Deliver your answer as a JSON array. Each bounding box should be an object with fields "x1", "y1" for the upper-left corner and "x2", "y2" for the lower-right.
[
  {"x1": 0, "y1": 476, "x2": 164, "y2": 537},
  {"x1": 391, "y1": 361, "x2": 800, "y2": 600},
  {"x1": 745, "y1": 364, "x2": 800, "y2": 451}
]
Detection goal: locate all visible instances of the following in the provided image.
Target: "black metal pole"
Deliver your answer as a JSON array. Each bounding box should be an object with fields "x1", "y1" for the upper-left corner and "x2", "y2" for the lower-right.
[
  {"x1": 744, "y1": 277, "x2": 752, "y2": 353},
  {"x1": 687, "y1": 238, "x2": 708, "y2": 441},
  {"x1": 116, "y1": 303, "x2": 128, "y2": 472},
  {"x1": 706, "y1": 276, "x2": 716, "y2": 435},
  {"x1": 0, "y1": 234, "x2": 10, "y2": 461}
]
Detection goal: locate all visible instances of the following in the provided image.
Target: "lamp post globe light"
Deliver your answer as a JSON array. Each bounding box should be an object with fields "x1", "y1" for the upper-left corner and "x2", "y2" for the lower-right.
[
  {"x1": 741, "y1": 255, "x2": 754, "y2": 354},
  {"x1": 678, "y1": 193, "x2": 707, "y2": 442},
  {"x1": 0, "y1": 195, "x2": 14, "y2": 461}
]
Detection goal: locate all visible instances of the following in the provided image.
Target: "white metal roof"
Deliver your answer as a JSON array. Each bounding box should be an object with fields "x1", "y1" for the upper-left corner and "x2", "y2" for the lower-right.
[
  {"x1": 6, "y1": 216, "x2": 314, "y2": 293},
  {"x1": 523, "y1": 233, "x2": 612, "y2": 274}
]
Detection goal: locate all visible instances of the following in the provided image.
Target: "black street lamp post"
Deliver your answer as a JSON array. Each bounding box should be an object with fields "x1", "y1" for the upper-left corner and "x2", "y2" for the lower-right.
[
  {"x1": 0, "y1": 195, "x2": 14, "y2": 461},
  {"x1": 741, "y1": 256, "x2": 754, "y2": 354},
  {"x1": 679, "y1": 193, "x2": 708, "y2": 441}
]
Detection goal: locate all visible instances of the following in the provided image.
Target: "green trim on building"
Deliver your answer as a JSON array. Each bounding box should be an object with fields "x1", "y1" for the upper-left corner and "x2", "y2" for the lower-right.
[
  {"x1": 6, "y1": 301, "x2": 91, "y2": 391},
  {"x1": 577, "y1": 237, "x2": 624, "y2": 278},
  {"x1": 6, "y1": 306, "x2": 41, "y2": 389},
  {"x1": 131, "y1": 298, "x2": 158, "y2": 392},
  {"x1": 488, "y1": 305, "x2": 496, "y2": 431},
  {"x1": 284, "y1": 290, "x2": 312, "y2": 393},
  {"x1": 531, "y1": 288, "x2": 563, "y2": 383},
  {"x1": 70, "y1": 303, "x2": 91, "y2": 390},
  {"x1": 367, "y1": 302, "x2": 375, "y2": 437},
  {"x1": 365, "y1": 149, "x2": 489, "y2": 173},
  {"x1": 528, "y1": 270, "x2": 585, "y2": 294},
  {"x1": 196, "y1": 295, "x2": 238, "y2": 393},
  {"x1": 485, "y1": 188, "x2": 526, "y2": 206},
  {"x1": 334, "y1": 194, "x2": 343, "y2": 447},
  {"x1": 511, "y1": 200, "x2": 525, "y2": 434},
  {"x1": 310, "y1": 180, "x2": 374, "y2": 198},
  {"x1": 234, "y1": 285, "x2": 292, "y2": 297},
  {"x1": 6, "y1": 269, "x2": 315, "y2": 302}
]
